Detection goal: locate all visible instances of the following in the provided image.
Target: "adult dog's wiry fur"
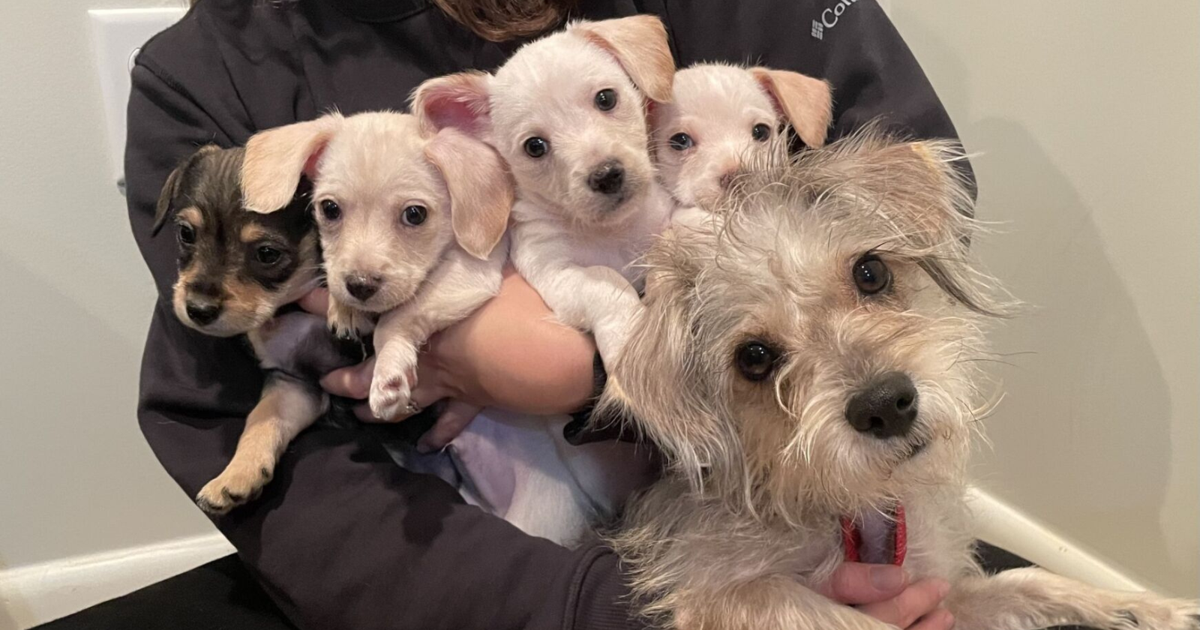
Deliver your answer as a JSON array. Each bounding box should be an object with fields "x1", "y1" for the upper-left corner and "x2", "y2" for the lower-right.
[{"x1": 600, "y1": 130, "x2": 1199, "y2": 630}]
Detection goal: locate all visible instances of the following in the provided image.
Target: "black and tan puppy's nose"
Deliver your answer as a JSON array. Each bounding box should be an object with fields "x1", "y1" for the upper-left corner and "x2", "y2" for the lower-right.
[
  {"x1": 185, "y1": 302, "x2": 222, "y2": 326},
  {"x1": 588, "y1": 160, "x2": 625, "y2": 196},
  {"x1": 846, "y1": 372, "x2": 919, "y2": 439},
  {"x1": 344, "y1": 274, "x2": 381, "y2": 302}
]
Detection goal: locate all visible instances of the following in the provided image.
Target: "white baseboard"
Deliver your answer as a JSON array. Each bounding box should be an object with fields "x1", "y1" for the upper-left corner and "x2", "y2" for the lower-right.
[
  {"x1": 0, "y1": 490, "x2": 1146, "y2": 629},
  {"x1": 968, "y1": 486, "x2": 1147, "y2": 591},
  {"x1": 0, "y1": 533, "x2": 233, "y2": 630}
]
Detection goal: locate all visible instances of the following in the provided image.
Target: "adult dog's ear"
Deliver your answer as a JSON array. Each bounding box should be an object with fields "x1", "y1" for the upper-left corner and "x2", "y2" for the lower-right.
[
  {"x1": 750, "y1": 68, "x2": 833, "y2": 148},
  {"x1": 411, "y1": 72, "x2": 493, "y2": 138},
  {"x1": 596, "y1": 217, "x2": 738, "y2": 491},
  {"x1": 242, "y1": 114, "x2": 342, "y2": 214},
  {"x1": 152, "y1": 144, "x2": 219, "y2": 236},
  {"x1": 425, "y1": 127, "x2": 514, "y2": 260},
  {"x1": 572, "y1": 16, "x2": 676, "y2": 104}
]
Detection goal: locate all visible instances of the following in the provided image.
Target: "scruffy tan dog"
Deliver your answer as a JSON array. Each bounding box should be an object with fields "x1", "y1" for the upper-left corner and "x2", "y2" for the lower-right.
[{"x1": 599, "y1": 130, "x2": 1199, "y2": 630}]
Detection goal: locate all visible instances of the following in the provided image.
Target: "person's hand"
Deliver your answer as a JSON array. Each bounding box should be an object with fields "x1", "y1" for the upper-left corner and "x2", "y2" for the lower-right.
[
  {"x1": 302, "y1": 266, "x2": 598, "y2": 450},
  {"x1": 820, "y1": 563, "x2": 954, "y2": 630}
]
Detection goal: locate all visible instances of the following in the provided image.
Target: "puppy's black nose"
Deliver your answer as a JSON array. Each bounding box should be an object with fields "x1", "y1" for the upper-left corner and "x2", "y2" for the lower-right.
[
  {"x1": 588, "y1": 160, "x2": 625, "y2": 196},
  {"x1": 344, "y1": 274, "x2": 381, "y2": 302},
  {"x1": 845, "y1": 372, "x2": 918, "y2": 439},
  {"x1": 185, "y1": 302, "x2": 222, "y2": 326}
]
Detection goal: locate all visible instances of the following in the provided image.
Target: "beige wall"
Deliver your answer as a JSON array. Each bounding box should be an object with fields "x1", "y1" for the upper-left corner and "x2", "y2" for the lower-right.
[
  {"x1": 890, "y1": 2, "x2": 1199, "y2": 596},
  {"x1": 0, "y1": 0, "x2": 214, "y2": 572}
]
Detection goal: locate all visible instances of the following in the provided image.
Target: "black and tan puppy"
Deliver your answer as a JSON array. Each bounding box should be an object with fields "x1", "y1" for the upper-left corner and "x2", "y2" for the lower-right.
[{"x1": 153, "y1": 145, "x2": 358, "y2": 514}]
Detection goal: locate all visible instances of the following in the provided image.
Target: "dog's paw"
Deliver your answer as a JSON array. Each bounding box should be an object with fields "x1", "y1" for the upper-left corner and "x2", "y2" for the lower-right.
[
  {"x1": 327, "y1": 301, "x2": 374, "y2": 340},
  {"x1": 195, "y1": 461, "x2": 274, "y2": 515},
  {"x1": 369, "y1": 343, "x2": 420, "y2": 420},
  {"x1": 1107, "y1": 596, "x2": 1200, "y2": 630}
]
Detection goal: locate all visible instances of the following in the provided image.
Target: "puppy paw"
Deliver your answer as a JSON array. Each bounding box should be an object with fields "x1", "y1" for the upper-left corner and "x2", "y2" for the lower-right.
[
  {"x1": 1108, "y1": 597, "x2": 1200, "y2": 630},
  {"x1": 327, "y1": 300, "x2": 374, "y2": 340},
  {"x1": 195, "y1": 461, "x2": 274, "y2": 515},
  {"x1": 369, "y1": 342, "x2": 420, "y2": 420}
]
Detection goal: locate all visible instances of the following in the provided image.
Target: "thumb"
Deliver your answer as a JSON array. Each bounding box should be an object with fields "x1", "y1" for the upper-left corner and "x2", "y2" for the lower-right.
[{"x1": 819, "y1": 563, "x2": 909, "y2": 605}]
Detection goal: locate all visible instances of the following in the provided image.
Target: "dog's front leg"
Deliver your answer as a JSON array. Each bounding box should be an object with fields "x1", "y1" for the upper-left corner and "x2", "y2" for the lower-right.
[
  {"x1": 518, "y1": 261, "x2": 642, "y2": 364},
  {"x1": 670, "y1": 576, "x2": 893, "y2": 630},
  {"x1": 327, "y1": 295, "x2": 374, "y2": 340},
  {"x1": 369, "y1": 246, "x2": 506, "y2": 420},
  {"x1": 947, "y1": 568, "x2": 1199, "y2": 630},
  {"x1": 195, "y1": 375, "x2": 328, "y2": 514}
]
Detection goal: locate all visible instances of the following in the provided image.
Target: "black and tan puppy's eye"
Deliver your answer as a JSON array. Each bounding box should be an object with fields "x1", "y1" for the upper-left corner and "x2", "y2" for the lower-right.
[
  {"x1": 255, "y1": 246, "x2": 282, "y2": 265},
  {"x1": 177, "y1": 223, "x2": 196, "y2": 245},
  {"x1": 402, "y1": 205, "x2": 428, "y2": 227},
  {"x1": 594, "y1": 88, "x2": 618, "y2": 111},
  {"x1": 319, "y1": 199, "x2": 342, "y2": 222},
  {"x1": 852, "y1": 254, "x2": 892, "y2": 295},
  {"x1": 751, "y1": 123, "x2": 772, "y2": 142},
  {"x1": 735, "y1": 341, "x2": 779, "y2": 381},
  {"x1": 668, "y1": 132, "x2": 694, "y2": 151},
  {"x1": 524, "y1": 137, "x2": 550, "y2": 158}
]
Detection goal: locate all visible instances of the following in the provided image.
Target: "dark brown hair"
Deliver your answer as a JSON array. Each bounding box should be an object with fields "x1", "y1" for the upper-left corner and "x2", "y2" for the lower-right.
[{"x1": 432, "y1": 0, "x2": 575, "y2": 41}]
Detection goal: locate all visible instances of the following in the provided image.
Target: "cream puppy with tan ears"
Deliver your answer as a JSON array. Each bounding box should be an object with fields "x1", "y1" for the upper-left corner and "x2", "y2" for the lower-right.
[
  {"x1": 242, "y1": 111, "x2": 513, "y2": 421},
  {"x1": 413, "y1": 15, "x2": 678, "y2": 367},
  {"x1": 653, "y1": 63, "x2": 833, "y2": 208}
]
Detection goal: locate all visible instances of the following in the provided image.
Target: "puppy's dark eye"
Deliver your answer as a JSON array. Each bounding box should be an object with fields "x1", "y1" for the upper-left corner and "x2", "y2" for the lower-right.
[
  {"x1": 178, "y1": 223, "x2": 196, "y2": 245},
  {"x1": 853, "y1": 254, "x2": 892, "y2": 295},
  {"x1": 524, "y1": 137, "x2": 549, "y2": 158},
  {"x1": 668, "y1": 133, "x2": 694, "y2": 151},
  {"x1": 256, "y1": 246, "x2": 282, "y2": 265},
  {"x1": 320, "y1": 199, "x2": 342, "y2": 222},
  {"x1": 402, "y1": 205, "x2": 428, "y2": 227},
  {"x1": 751, "y1": 123, "x2": 772, "y2": 142},
  {"x1": 594, "y1": 88, "x2": 618, "y2": 111},
  {"x1": 735, "y1": 341, "x2": 779, "y2": 382}
]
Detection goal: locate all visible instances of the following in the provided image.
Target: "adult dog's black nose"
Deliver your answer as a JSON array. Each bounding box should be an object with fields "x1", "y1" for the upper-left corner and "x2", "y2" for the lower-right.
[
  {"x1": 587, "y1": 160, "x2": 625, "y2": 196},
  {"x1": 344, "y1": 274, "x2": 381, "y2": 302},
  {"x1": 185, "y1": 301, "x2": 222, "y2": 326},
  {"x1": 845, "y1": 372, "x2": 919, "y2": 439}
]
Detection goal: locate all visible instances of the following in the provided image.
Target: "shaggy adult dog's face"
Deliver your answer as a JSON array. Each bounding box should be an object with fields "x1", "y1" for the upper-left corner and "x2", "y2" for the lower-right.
[{"x1": 607, "y1": 135, "x2": 1009, "y2": 516}]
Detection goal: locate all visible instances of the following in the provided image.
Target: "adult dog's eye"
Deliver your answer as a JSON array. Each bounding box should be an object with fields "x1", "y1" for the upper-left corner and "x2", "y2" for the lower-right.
[
  {"x1": 178, "y1": 223, "x2": 196, "y2": 245},
  {"x1": 668, "y1": 133, "x2": 694, "y2": 151},
  {"x1": 255, "y1": 246, "x2": 282, "y2": 265},
  {"x1": 853, "y1": 254, "x2": 892, "y2": 295},
  {"x1": 751, "y1": 123, "x2": 772, "y2": 142},
  {"x1": 594, "y1": 88, "x2": 618, "y2": 111},
  {"x1": 402, "y1": 205, "x2": 427, "y2": 227},
  {"x1": 319, "y1": 199, "x2": 341, "y2": 222},
  {"x1": 735, "y1": 341, "x2": 779, "y2": 381},
  {"x1": 524, "y1": 137, "x2": 550, "y2": 158}
]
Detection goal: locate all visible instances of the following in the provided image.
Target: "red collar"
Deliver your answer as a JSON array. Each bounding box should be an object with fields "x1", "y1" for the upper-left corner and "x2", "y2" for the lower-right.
[{"x1": 840, "y1": 504, "x2": 907, "y2": 566}]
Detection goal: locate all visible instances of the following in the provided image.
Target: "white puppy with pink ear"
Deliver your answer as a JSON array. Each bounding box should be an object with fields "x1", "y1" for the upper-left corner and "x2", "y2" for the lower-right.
[
  {"x1": 413, "y1": 15, "x2": 678, "y2": 367},
  {"x1": 653, "y1": 63, "x2": 833, "y2": 208}
]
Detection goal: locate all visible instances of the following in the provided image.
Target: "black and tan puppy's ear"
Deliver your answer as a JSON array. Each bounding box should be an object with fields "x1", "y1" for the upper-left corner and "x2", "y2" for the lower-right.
[
  {"x1": 152, "y1": 144, "x2": 219, "y2": 236},
  {"x1": 242, "y1": 114, "x2": 342, "y2": 214}
]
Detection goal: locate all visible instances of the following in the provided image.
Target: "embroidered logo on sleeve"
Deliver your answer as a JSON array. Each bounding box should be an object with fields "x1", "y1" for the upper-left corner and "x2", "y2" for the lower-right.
[{"x1": 812, "y1": 0, "x2": 862, "y2": 39}]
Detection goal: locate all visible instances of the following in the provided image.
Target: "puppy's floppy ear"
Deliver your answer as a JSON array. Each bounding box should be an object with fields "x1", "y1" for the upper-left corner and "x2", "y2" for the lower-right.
[
  {"x1": 242, "y1": 114, "x2": 341, "y2": 214},
  {"x1": 425, "y1": 127, "x2": 514, "y2": 260},
  {"x1": 572, "y1": 16, "x2": 676, "y2": 103},
  {"x1": 152, "y1": 144, "x2": 219, "y2": 236},
  {"x1": 751, "y1": 68, "x2": 833, "y2": 148},
  {"x1": 411, "y1": 72, "x2": 493, "y2": 138}
]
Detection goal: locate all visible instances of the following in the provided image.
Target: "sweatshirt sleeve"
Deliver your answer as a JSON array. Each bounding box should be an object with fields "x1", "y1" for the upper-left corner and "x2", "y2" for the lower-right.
[{"x1": 125, "y1": 50, "x2": 646, "y2": 630}]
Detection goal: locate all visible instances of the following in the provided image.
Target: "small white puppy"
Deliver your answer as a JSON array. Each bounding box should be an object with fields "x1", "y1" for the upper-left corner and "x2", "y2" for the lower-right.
[
  {"x1": 242, "y1": 111, "x2": 512, "y2": 421},
  {"x1": 653, "y1": 63, "x2": 833, "y2": 208},
  {"x1": 413, "y1": 15, "x2": 678, "y2": 365}
]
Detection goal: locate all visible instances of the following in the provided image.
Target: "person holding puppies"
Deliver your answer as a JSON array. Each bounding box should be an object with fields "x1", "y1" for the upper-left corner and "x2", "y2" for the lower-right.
[{"x1": 125, "y1": 0, "x2": 969, "y2": 628}]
